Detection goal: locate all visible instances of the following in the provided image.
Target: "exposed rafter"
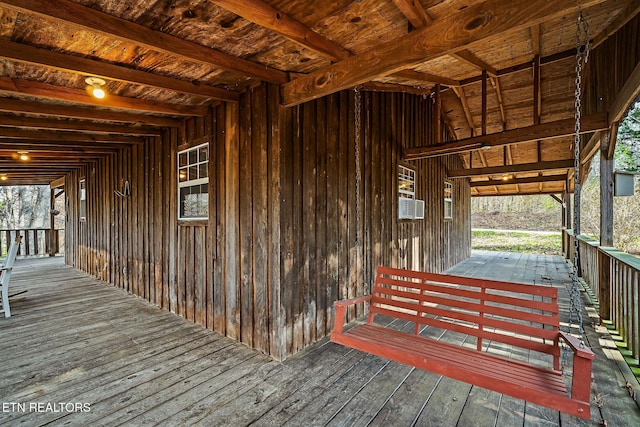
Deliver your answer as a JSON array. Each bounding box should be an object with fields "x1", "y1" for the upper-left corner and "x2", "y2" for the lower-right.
[
  {"x1": 0, "y1": 0, "x2": 288, "y2": 84},
  {"x1": 0, "y1": 115, "x2": 161, "y2": 136},
  {"x1": 393, "y1": 70, "x2": 460, "y2": 87},
  {"x1": 450, "y1": 50, "x2": 498, "y2": 76},
  {"x1": 459, "y1": 48, "x2": 576, "y2": 86},
  {"x1": 209, "y1": 0, "x2": 350, "y2": 61},
  {"x1": 471, "y1": 189, "x2": 567, "y2": 197},
  {"x1": 452, "y1": 49, "x2": 507, "y2": 132},
  {"x1": 392, "y1": 0, "x2": 433, "y2": 28},
  {"x1": 0, "y1": 39, "x2": 239, "y2": 102},
  {"x1": 0, "y1": 99, "x2": 182, "y2": 127},
  {"x1": 469, "y1": 174, "x2": 568, "y2": 187},
  {"x1": 451, "y1": 86, "x2": 476, "y2": 135},
  {"x1": 0, "y1": 77, "x2": 209, "y2": 116},
  {"x1": 281, "y1": 0, "x2": 606, "y2": 106},
  {"x1": 404, "y1": 114, "x2": 608, "y2": 160},
  {"x1": 448, "y1": 159, "x2": 575, "y2": 178},
  {"x1": 0, "y1": 128, "x2": 144, "y2": 144},
  {"x1": 0, "y1": 140, "x2": 124, "y2": 150}
]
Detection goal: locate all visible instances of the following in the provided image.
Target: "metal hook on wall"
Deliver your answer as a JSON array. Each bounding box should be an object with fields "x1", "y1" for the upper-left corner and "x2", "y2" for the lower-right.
[{"x1": 115, "y1": 180, "x2": 131, "y2": 198}]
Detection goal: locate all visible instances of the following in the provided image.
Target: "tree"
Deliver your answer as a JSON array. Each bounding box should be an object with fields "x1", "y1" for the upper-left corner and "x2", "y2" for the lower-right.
[
  {"x1": 615, "y1": 101, "x2": 640, "y2": 172},
  {"x1": 0, "y1": 186, "x2": 50, "y2": 229}
]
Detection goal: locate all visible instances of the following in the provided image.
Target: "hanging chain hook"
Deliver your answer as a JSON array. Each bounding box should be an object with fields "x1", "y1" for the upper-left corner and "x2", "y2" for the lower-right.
[
  {"x1": 570, "y1": 8, "x2": 590, "y2": 339},
  {"x1": 353, "y1": 87, "x2": 364, "y2": 289}
]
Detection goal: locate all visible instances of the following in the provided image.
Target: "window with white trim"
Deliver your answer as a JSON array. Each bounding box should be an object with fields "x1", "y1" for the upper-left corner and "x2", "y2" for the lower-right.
[
  {"x1": 79, "y1": 178, "x2": 87, "y2": 221},
  {"x1": 398, "y1": 165, "x2": 416, "y2": 200},
  {"x1": 444, "y1": 181, "x2": 453, "y2": 220},
  {"x1": 178, "y1": 143, "x2": 209, "y2": 220}
]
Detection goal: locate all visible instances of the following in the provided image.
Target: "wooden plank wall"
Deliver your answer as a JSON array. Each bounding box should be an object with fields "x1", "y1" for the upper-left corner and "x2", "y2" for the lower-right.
[
  {"x1": 279, "y1": 89, "x2": 470, "y2": 355},
  {"x1": 584, "y1": 14, "x2": 640, "y2": 117},
  {"x1": 65, "y1": 84, "x2": 470, "y2": 360}
]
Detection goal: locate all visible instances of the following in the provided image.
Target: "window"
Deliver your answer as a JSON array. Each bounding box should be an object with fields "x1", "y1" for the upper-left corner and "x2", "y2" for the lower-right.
[
  {"x1": 79, "y1": 178, "x2": 87, "y2": 221},
  {"x1": 398, "y1": 165, "x2": 424, "y2": 219},
  {"x1": 444, "y1": 181, "x2": 453, "y2": 220},
  {"x1": 178, "y1": 143, "x2": 209, "y2": 220},
  {"x1": 398, "y1": 165, "x2": 416, "y2": 200}
]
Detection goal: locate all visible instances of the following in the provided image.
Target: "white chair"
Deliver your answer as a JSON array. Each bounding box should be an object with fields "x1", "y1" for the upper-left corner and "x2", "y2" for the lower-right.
[{"x1": 1, "y1": 236, "x2": 22, "y2": 318}]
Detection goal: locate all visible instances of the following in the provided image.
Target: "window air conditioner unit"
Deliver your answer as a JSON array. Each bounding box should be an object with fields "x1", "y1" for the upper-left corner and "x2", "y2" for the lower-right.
[{"x1": 398, "y1": 198, "x2": 424, "y2": 220}]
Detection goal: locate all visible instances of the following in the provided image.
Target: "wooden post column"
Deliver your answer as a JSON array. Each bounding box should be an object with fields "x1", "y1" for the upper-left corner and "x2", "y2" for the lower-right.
[
  {"x1": 599, "y1": 129, "x2": 614, "y2": 320},
  {"x1": 49, "y1": 187, "x2": 56, "y2": 256},
  {"x1": 600, "y1": 130, "x2": 614, "y2": 247}
]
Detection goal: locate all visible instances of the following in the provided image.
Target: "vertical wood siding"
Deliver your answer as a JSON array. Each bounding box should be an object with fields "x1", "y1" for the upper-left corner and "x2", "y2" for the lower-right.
[
  {"x1": 65, "y1": 85, "x2": 470, "y2": 360},
  {"x1": 584, "y1": 15, "x2": 640, "y2": 117}
]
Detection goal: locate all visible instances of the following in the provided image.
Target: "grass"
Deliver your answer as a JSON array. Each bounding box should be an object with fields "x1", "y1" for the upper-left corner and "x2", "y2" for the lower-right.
[{"x1": 472, "y1": 229, "x2": 562, "y2": 255}]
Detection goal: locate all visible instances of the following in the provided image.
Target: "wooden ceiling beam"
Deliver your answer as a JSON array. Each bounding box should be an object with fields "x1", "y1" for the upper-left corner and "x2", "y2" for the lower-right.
[
  {"x1": 209, "y1": 0, "x2": 350, "y2": 60},
  {"x1": 580, "y1": 131, "x2": 601, "y2": 165},
  {"x1": 450, "y1": 50, "x2": 498, "y2": 77},
  {"x1": 361, "y1": 82, "x2": 430, "y2": 96},
  {"x1": 0, "y1": 99, "x2": 181, "y2": 127},
  {"x1": 210, "y1": 0, "x2": 450, "y2": 91},
  {"x1": 0, "y1": 164, "x2": 84, "y2": 170},
  {"x1": 531, "y1": 24, "x2": 541, "y2": 56},
  {"x1": 392, "y1": 0, "x2": 433, "y2": 28},
  {"x1": 0, "y1": 0, "x2": 287, "y2": 84},
  {"x1": 451, "y1": 86, "x2": 475, "y2": 136},
  {"x1": 0, "y1": 115, "x2": 160, "y2": 136},
  {"x1": 448, "y1": 159, "x2": 575, "y2": 178},
  {"x1": 281, "y1": 0, "x2": 606, "y2": 106},
  {"x1": 459, "y1": 48, "x2": 576, "y2": 86},
  {"x1": 0, "y1": 140, "x2": 124, "y2": 150},
  {"x1": 0, "y1": 77, "x2": 208, "y2": 117},
  {"x1": 471, "y1": 189, "x2": 566, "y2": 197},
  {"x1": 393, "y1": 70, "x2": 460, "y2": 87},
  {"x1": 404, "y1": 113, "x2": 608, "y2": 160},
  {"x1": 0, "y1": 39, "x2": 239, "y2": 102},
  {"x1": 592, "y1": 0, "x2": 640, "y2": 48},
  {"x1": 0, "y1": 128, "x2": 143, "y2": 144},
  {"x1": 0, "y1": 156, "x2": 105, "y2": 163},
  {"x1": 490, "y1": 76, "x2": 506, "y2": 130},
  {"x1": 0, "y1": 147, "x2": 117, "y2": 155},
  {"x1": 470, "y1": 174, "x2": 568, "y2": 187},
  {"x1": 451, "y1": 50, "x2": 506, "y2": 131}
]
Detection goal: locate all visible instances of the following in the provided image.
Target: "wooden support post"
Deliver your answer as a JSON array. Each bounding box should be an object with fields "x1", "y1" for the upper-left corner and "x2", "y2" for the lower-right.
[
  {"x1": 598, "y1": 249, "x2": 611, "y2": 321},
  {"x1": 481, "y1": 70, "x2": 487, "y2": 136},
  {"x1": 600, "y1": 130, "x2": 614, "y2": 247},
  {"x1": 434, "y1": 84, "x2": 441, "y2": 144},
  {"x1": 49, "y1": 187, "x2": 56, "y2": 256}
]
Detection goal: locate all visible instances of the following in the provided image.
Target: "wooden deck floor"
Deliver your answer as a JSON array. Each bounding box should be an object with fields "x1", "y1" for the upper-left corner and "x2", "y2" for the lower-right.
[{"x1": 1, "y1": 252, "x2": 639, "y2": 426}]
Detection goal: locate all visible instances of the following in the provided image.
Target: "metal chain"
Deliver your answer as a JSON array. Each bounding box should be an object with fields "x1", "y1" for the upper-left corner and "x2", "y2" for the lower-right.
[
  {"x1": 570, "y1": 10, "x2": 590, "y2": 338},
  {"x1": 354, "y1": 87, "x2": 363, "y2": 284}
]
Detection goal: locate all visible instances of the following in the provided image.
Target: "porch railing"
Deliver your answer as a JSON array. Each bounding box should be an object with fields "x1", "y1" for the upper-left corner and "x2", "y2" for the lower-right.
[
  {"x1": 563, "y1": 229, "x2": 640, "y2": 362},
  {"x1": 0, "y1": 228, "x2": 64, "y2": 258}
]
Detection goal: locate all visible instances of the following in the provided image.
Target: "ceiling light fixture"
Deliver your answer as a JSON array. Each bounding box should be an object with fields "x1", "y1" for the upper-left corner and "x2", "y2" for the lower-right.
[
  {"x1": 0, "y1": 175, "x2": 7, "y2": 181},
  {"x1": 85, "y1": 77, "x2": 107, "y2": 99},
  {"x1": 17, "y1": 151, "x2": 29, "y2": 161}
]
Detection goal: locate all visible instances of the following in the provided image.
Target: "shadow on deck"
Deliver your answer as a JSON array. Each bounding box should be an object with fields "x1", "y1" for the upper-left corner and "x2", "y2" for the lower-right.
[{"x1": 1, "y1": 252, "x2": 639, "y2": 426}]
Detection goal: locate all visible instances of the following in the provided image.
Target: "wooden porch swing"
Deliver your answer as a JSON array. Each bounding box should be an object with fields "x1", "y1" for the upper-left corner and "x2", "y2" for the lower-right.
[
  {"x1": 331, "y1": 15, "x2": 595, "y2": 420},
  {"x1": 331, "y1": 266, "x2": 595, "y2": 419}
]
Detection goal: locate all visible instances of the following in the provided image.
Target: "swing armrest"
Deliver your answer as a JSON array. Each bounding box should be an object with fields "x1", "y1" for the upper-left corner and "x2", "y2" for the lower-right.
[
  {"x1": 558, "y1": 331, "x2": 595, "y2": 360},
  {"x1": 558, "y1": 331, "x2": 594, "y2": 406},
  {"x1": 332, "y1": 295, "x2": 372, "y2": 335}
]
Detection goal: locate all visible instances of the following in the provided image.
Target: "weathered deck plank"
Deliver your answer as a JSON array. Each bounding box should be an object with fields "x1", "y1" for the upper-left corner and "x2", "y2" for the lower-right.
[{"x1": 1, "y1": 254, "x2": 639, "y2": 426}]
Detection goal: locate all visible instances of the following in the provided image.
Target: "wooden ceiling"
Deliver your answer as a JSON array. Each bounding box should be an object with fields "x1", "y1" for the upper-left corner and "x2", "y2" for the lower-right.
[{"x1": 0, "y1": 0, "x2": 637, "y2": 193}]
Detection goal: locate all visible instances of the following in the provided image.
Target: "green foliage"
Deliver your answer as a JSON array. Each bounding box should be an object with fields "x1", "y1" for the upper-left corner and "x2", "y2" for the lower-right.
[{"x1": 615, "y1": 101, "x2": 640, "y2": 172}]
